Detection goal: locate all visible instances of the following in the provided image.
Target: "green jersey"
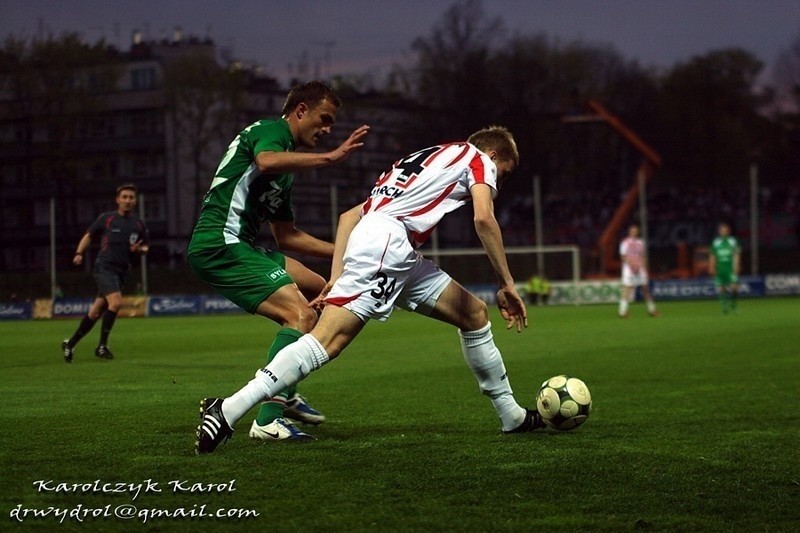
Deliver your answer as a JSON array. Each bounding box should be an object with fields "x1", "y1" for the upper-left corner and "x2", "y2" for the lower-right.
[
  {"x1": 189, "y1": 119, "x2": 296, "y2": 251},
  {"x1": 711, "y1": 235, "x2": 740, "y2": 274}
]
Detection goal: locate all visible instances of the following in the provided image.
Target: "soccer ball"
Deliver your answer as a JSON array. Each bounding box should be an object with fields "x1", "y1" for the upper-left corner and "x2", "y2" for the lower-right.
[{"x1": 536, "y1": 375, "x2": 592, "y2": 430}]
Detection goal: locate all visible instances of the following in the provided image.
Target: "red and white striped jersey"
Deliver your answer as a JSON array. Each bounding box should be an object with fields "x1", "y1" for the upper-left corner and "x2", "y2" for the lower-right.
[
  {"x1": 620, "y1": 237, "x2": 645, "y2": 270},
  {"x1": 360, "y1": 142, "x2": 498, "y2": 248}
]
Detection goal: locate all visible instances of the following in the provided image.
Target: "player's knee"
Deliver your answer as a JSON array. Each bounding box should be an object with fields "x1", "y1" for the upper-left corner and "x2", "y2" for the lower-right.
[
  {"x1": 292, "y1": 306, "x2": 319, "y2": 333},
  {"x1": 462, "y1": 298, "x2": 489, "y2": 332}
]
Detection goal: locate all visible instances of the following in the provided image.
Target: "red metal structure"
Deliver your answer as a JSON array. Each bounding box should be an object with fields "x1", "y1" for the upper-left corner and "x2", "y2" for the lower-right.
[{"x1": 563, "y1": 100, "x2": 662, "y2": 276}]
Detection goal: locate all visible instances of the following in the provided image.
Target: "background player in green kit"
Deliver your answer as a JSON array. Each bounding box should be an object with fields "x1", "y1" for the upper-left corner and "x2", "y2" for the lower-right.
[
  {"x1": 709, "y1": 222, "x2": 741, "y2": 314},
  {"x1": 188, "y1": 81, "x2": 369, "y2": 442}
]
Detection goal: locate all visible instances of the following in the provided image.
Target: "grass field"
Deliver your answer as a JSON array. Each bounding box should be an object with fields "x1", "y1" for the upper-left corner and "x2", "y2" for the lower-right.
[{"x1": 1, "y1": 298, "x2": 799, "y2": 531}]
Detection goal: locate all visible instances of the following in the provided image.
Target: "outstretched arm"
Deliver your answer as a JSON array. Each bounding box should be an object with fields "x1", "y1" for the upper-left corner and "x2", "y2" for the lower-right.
[
  {"x1": 471, "y1": 184, "x2": 527, "y2": 332},
  {"x1": 256, "y1": 125, "x2": 370, "y2": 174},
  {"x1": 269, "y1": 220, "x2": 334, "y2": 259}
]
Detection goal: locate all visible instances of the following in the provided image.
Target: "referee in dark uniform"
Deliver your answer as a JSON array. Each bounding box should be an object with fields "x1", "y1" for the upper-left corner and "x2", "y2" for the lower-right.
[{"x1": 62, "y1": 184, "x2": 149, "y2": 362}]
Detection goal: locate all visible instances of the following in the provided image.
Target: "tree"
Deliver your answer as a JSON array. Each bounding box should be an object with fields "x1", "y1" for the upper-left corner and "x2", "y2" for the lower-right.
[
  {"x1": 489, "y1": 35, "x2": 656, "y2": 189},
  {"x1": 405, "y1": 0, "x2": 657, "y2": 189},
  {"x1": 161, "y1": 49, "x2": 247, "y2": 222},
  {"x1": 774, "y1": 28, "x2": 800, "y2": 114},
  {"x1": 409, "y1": 0, "x2": 506, "y2": 140},
  {"x1": 773, "y1": 28, "x2": 800, "y2": 184},
  {"x1": 655, "y1": 48, "x2": 775, "y2": 185},
  {"x1": 0, "y1": 34, "x2": 122, "y2": 258}
]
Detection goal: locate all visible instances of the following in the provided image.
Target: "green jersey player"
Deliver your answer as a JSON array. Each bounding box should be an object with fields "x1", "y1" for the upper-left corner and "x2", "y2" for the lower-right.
[
  {"x1": 709, "y1": 222, "x2": 741, "y2": 314},
  {"x1": 188, "y1": 81, "x2": 369, "y2": 444}
]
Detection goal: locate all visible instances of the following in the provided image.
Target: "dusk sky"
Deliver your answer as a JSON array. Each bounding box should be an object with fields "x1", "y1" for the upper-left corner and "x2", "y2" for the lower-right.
[{"x1": 2, "y1": 0, "x2": 800, "y2": 83}]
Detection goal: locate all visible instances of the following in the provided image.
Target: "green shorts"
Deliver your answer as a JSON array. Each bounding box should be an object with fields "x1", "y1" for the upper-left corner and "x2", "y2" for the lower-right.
[
  {"x1": 715, "y1": 270, "x2": 738, "y2": 287},
  {"x1": 188, "y1": 243, "x2": 293, "y2": 314}
]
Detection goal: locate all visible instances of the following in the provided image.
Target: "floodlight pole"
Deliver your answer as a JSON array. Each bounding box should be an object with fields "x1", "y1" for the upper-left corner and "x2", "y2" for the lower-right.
[
  {"x1": 750, "y1": 163, "x2": 759, "y2": 275},
  {"x1": 533, "y1": 174, "x2": 544, "y2": 275},
  {"x1": 637, "y1": 168, "x2": 649, "y2": 263},
  {"x1": 139, "y1": 193, "x2": 148, "y2": 294},
  {"x1": 50, "y1": 197, "x2": 57, "y2": 300}
]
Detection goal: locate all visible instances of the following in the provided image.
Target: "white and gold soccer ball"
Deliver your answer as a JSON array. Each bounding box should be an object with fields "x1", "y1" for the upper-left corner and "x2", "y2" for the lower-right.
[{"x1": 536, "y1": 375, "x2": 592, "y2": 430}]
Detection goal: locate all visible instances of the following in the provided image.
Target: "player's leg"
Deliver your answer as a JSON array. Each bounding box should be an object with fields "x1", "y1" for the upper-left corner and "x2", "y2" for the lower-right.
[
  {"x1": 641, "y1": 283, "x2": 659, "y2": 317},
  {"x1": 717, "y1": 286, "x2": 727, "y2": 313},
  {"x1": 421, "y1": 275, "x2": 540, "y2": 433},
  {"x1": 249, "y1": 254, "x2": 327, "y2": 428},
  {"x1": 62, "y1": 295, "x2": 106, "y2": 362},
  {"x1": 94, "y1": 269, "x2": 124, "y2": 359},
  {"x1": 729, "y1": 277, "x2": 739, "y2": 312},
  {"x1": 271, "y1": 256, "x2": 328, "y2": 425},
  {"x1": 250, "y1": 283, "x2": 322, "y2": 432},
  {"x1": 715, "y1": 273, "x2": 730, "y2": 314},
  {"x1": 95, "y1": 290, "x2": 122, "y2": 358},
  {"x1": 619, "y1": 285, "x2": 632, "y2": 317},
  {"x1": 211, "y1": 304, "x2": 364, "y2": 449},
  {"x1": 286, "y1": 255, "x2": 327, "y2": 302},
  {"x1": 190, "y1": 245, "x2": 322, "y2": 446}
]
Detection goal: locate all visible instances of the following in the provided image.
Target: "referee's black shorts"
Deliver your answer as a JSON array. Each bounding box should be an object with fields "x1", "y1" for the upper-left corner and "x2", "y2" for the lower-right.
[{"x1": 93, "y1": 262, "x2": 127, "y2": 297}]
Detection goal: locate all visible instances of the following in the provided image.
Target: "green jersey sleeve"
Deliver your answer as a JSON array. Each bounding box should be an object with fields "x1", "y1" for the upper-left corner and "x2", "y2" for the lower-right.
[{"x1": 250, "y1": 120, "x2": 293, "y2": 156}]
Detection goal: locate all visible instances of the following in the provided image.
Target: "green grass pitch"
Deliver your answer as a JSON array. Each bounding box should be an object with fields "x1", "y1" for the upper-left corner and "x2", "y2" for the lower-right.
[{"x1": 1, "y1": 298, "x2": 798, "y2": 531}]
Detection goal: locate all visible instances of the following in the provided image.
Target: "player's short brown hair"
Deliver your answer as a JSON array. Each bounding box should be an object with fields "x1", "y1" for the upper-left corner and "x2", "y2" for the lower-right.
[
  {"x1": 281, "y1": 81, "x2": 342, "y2": 115},
  {"x1": 467, "y1": 126, "x2": 519, "y2": 166},
  {"x1": 116, "y1": 183, "x2": 137, "y2": 197}
]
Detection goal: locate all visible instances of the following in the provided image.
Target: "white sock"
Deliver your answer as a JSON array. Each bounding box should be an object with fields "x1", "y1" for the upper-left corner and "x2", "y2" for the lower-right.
[
  {"x1": 459, "y1": 322, "x2": 525, "y2": 431},
  {"x1": 221, "y1": 334, "x2": 329, "y2": 426},
  {"x1": 646, "y1": 300, "x2": 656, "y2": 313},
  {"x1": 619, "y1": 299, "x2": 629, "y2": 316}
]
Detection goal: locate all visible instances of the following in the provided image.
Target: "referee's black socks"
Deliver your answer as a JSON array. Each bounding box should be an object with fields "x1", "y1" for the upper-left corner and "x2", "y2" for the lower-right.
[{"x1": 99, "y1": 310, "x2": 118, "y2": 346}]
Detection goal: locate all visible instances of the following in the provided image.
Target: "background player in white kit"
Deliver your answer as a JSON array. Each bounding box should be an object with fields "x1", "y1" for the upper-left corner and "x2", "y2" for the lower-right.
[
  {"x1": 618, "y1": 223, "x2": 659, "y2": 318},
  {"x1": 196, "y1": 126, "x2": 545, "y2": 453}
]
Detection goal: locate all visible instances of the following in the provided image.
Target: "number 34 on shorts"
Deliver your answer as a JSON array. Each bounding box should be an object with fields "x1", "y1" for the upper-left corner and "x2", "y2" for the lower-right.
[{"x1": 370, "y1": 271, "x2": 396, "y2": 305}]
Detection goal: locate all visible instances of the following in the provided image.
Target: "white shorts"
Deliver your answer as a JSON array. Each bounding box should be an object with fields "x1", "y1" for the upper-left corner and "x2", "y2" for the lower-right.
[
  {"x1": 621, "y1": 264, "x2": 649, "y2": 287},
  {"x1": 325, "y1": 213, "x2": 452, "y2": 322}
]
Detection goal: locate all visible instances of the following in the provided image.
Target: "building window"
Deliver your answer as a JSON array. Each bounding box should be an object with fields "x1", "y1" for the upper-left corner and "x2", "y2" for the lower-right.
[{"x1": 131, "y1": 68, "x2": 156, "y2": 90}]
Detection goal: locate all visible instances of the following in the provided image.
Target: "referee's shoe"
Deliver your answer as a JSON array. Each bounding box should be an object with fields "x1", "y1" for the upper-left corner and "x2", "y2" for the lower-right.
[
  {"x1": 61, "y1": 340, "x2": 74, "y2": 363},
  {"x1": 95, "y1": 345, "x2": 114, "y2": 359}
]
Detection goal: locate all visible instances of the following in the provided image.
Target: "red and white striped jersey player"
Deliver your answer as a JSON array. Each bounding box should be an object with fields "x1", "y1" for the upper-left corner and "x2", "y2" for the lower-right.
[
  {"x1": 618, "y1": 223, "x2": 659, "y2": 318},
  {"x1": 197, "y1": 126, "x2": 548, "y2": 454}
]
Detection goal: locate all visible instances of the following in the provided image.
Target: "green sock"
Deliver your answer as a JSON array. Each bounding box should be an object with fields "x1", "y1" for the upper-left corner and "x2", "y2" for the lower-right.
[{"x1": 255, "y1": 328, "x2": 303, "y2": 425}]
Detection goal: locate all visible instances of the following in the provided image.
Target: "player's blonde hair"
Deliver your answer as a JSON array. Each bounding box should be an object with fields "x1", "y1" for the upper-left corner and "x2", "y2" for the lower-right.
[{"x1": 467, "y1": 126, "x2": 519, "y2": 166}]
